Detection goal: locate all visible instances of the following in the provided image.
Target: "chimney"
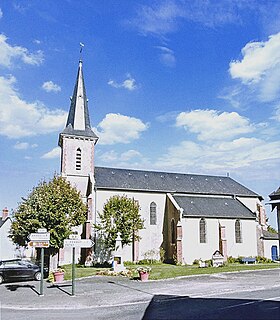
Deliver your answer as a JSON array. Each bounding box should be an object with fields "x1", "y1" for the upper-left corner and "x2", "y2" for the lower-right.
[{"x1": 2, "y1": 207, "x2": 9, "y2": 220}]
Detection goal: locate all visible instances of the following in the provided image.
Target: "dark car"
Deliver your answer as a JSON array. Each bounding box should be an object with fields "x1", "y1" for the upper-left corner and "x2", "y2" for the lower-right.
[{"x1": 0, "y1": 259, "x2": 48, "y2": 284}]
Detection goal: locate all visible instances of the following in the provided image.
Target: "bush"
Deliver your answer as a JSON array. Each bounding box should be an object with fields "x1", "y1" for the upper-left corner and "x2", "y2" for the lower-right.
[
  {"x1": 256, "y1": 256, "x2": 273, "y2": 263},
  {"x1": 193, "y1": 259, "x2": 200, "y2": 265},
  {"x1": 227, "y1": 256, "x2": 240, "y2": 264},
  {"x1": 205, "y1": 259, "x2": 213, "y2": 267}
]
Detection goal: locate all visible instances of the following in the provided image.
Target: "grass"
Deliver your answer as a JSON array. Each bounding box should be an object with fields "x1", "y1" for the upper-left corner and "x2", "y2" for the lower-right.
[{"x1": 62, "y1": 262, "x2": 280, "y2": 281}]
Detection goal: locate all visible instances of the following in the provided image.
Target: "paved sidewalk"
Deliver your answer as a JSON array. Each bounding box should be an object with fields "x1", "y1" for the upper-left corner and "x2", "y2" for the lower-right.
[{"x1": 0, "y1": 276, "x2": 154, "y2": 310}]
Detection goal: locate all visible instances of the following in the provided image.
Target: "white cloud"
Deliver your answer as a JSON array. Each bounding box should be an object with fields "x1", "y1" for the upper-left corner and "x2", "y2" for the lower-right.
[
  {"x1": 157, "y1": 137, "x2": 280, "y2": 174},
  {"x1": 94, "y1": 113, "x2": 148, "y2": 145},
  {"x1": 230, "y1": 33, "x2": 280, "y2": 83},
  {"x1": 272, "y1": 105, "x2": 280, "y2": 122},
  {"x1": 129, "y1": 0, "x2": 244, "y2": 38},
  {"x1": 14, "y1": 142, "x2": 38, "y2": 150},
  {"x1": 176, "y1": 109, "x2": 254, "y2": 141},
  {"x1": 41, "y1": 147, "x2": 61, "y2": 159},
  {"x1": 99, "y1": 149, "x2": 142, "y2": 163},
  {"x1": 229, "y1": 32, "x2": 280, "y2": 102},
  {"x1": 0, "y1": 34, "x2": 44, "y2": 68},
  {"x1": 108, "y1": 74, "x2": 138, "y2": 91},
  {"x1": 0, "y1": 8, "x2": 3, "y2": 19},
  {"x1": 0, "y1": 75, "x2": 67, "y2": 138},
  {"x1": 156, "y1": 46, "x2": 176, "y2": 67},
  {"x1": 97, "y1": 149, "x2": 150, "y2": 169},
  {"x1": 42, "y1": 81, "x2": 61, "y2": 93}
]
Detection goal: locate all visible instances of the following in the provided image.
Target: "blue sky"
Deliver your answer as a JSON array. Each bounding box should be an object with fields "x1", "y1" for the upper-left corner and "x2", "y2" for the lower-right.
[{"x1": 0, "y1": 0, "x2": 280, "y2": 228}]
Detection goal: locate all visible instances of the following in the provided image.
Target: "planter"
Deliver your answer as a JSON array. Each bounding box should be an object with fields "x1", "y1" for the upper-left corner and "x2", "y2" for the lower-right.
[
  {"x1": 53, "y1": 271, "x2": 64, "y2": 283},
  {"x1": 139, "y1": 271, "x2": 149, "y2": 281}
]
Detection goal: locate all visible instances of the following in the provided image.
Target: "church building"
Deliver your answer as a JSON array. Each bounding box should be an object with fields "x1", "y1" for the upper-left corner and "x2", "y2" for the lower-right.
[{"x1": 58, "y1": 59, "x2": 267, "y2": 265}]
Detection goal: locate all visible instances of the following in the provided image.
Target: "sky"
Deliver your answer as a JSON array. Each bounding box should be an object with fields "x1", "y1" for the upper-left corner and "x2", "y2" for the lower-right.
[{"x1": 0, "y1": 0, "x2": 280, "y2": 228}]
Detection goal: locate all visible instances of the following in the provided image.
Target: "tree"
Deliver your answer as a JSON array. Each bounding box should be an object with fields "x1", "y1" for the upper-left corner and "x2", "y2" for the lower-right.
[
  {"x1": 10, "y1": 175, "x2": 87, "y2": 256},
  {"x1": 94, "y1": 195, "x2": 144, "y2": 251}
]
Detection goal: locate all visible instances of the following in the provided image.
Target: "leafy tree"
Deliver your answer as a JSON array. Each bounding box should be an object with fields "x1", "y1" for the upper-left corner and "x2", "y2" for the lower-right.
[
  {"x1": 94, "y1": 195, "x2": 144, "y2": 250},
  {"x1": 10, "y1": 175, "x2": 87, "y2": 255},
  {"x1": 267, "y1": 224, "x2": 278, "y2": 234}
]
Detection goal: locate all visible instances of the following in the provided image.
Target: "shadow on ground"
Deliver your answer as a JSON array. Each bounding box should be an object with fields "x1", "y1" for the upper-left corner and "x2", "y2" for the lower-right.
[
  {"x1": 5, "y1": 283, "x2": 39, "y2": 295},
  {"x1": 48, "y1": 283, "x2": 73, "y2": 296},
  {"x1": 142, "y1": 294, "x2": 280, "y2": 320}
]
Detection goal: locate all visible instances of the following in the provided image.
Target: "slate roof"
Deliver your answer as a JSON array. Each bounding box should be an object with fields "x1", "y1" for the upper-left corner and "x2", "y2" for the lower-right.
[
  {"x1": 0, "y1": 217, "x2": 10, "y2": 228},
  {"x1": 94, "y1": 166, "x2": 261, "y2": 198},
  {"x1": 173, "y1": 195, "x2": 256, "y2": 219},
  {"x1": 60, "y1": 60, "x2": 98, "y2": 140},
  {"x1": 269, "y1": 187, "x2": 280, "y2": 200},
  {"x1": 261, "y1": 230, "x2": 279, "y2": 240}
]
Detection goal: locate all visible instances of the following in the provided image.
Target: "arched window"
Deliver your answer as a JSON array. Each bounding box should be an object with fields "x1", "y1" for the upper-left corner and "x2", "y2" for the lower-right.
[
  {"x1": 235, "y1": 219, "x2": 242, "y2": 243},
  {"x1": 76, "y1": 148, "x2": 82, "y2": 171},
  {"x1": 171, "y1": 219, "x2": 176, "y2": 244},
  {"x1": 150, "y1": 202, "x2": 157, "y2": 225},
  {"x1": 199, "y1": 218, "x2": 206, "y2": 243}
]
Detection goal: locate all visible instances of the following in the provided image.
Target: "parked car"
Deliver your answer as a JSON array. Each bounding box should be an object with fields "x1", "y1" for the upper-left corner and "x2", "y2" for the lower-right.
[{"x1": 0, "y1": 259, "x2": 48, "y2": 284}]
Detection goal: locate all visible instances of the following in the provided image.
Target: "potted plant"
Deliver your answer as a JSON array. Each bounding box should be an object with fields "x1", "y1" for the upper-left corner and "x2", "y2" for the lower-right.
[
  {"x1": 136, "y1": 266, "x2": 151, "y2": 281},
  {"x1": 53, "y1": 267, "x2": 65, "y2": 283}
]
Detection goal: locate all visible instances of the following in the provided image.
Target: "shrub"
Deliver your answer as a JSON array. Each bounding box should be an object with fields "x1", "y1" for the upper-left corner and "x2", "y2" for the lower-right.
[
  {"x1": 227, "y1": 256, "x2": 239, "y2": 264},
  {"x1": 205, "y1": 259, "x2": 213, "y2": 267},
  {"x1": 193, "y1": 259, "x2": 200, "y2": 265},
  {"x1": 256, "y1": 256, "x2": 273, "y2": 263}
]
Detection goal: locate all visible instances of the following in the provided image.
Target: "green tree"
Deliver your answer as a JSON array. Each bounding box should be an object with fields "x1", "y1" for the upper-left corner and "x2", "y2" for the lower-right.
[
  {"x1": 94, "y1": 195, "x2": 144, "y2": 250},
  {"x1": 10, "y1": 175, "x2": 87, "y2": 255}
]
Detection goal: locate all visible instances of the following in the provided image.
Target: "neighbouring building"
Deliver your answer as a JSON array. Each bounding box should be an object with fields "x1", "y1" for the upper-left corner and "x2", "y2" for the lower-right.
[
  {"x1": 266, "y1": 187, "x2": 280, "y2": 260},
  {"x1": 58, "y1": 59, "x2": 269, "y2": 265},
  {"x1": 0, "y1": 208, "x2": 16, "y2": 260}
]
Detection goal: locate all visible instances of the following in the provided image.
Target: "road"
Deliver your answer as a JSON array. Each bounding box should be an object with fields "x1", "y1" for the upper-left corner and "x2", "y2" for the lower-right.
[{"x1": 0, "y1": 268, "x2": 279, "y2": 319}]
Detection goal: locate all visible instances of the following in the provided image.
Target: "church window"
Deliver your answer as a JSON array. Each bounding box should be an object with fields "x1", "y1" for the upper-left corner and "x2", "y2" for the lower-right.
[
  {"x1": 150, "y1": 202, "x2": 157, "y2": 225},
  {"x1": 171, "y1": 219, "x2": 176, "y2": 244},
  {"x1": 199, "y1": 218, "x2": 206, "y2": 243},
  {"x1": 76, "y1": 148, "x2": 82, "y2": 170},
  {"x1": 235, "y1": 219, "x2": 242, "y2": 243}
]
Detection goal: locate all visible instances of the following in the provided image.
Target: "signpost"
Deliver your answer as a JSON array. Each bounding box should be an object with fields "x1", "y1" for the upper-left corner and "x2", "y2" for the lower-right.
[
  {"x1": 28, "y1": 233, "x2": 50, "y2": 241},
  {"x1": 64, "y1": 237, "x2": 94, "y2": 296},
  {"x1": 63, "y1": 239, "x2": 94, "y2": 248},
  {"x1": 28, "y1": 229, "x2": 50, "y2": 296},
  {"x1": 28, "y1": 241, "x2": 50, "y2": 248}
]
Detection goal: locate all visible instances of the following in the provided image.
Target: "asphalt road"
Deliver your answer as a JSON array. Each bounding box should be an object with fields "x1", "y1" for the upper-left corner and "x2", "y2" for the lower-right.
[{"x1": 0, "y1": 268, "x2": 279, "y2": 320}]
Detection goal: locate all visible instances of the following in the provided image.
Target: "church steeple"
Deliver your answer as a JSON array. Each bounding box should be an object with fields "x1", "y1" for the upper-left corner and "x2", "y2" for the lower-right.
[{"x1": 59, "y1": 60, "x2": 98, "y2": 146}]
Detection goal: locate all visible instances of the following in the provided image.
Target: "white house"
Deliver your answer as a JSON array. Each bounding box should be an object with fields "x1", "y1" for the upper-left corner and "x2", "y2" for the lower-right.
[
  {"x1": 58, "y1": 59, "x2": 267, "y2": 265},
  {"x1": 0, "y1": 208, "x2": 16, "y2": 260},
  {"x1": 260, "y1": 230, "x2": 279, "y2": 261}
]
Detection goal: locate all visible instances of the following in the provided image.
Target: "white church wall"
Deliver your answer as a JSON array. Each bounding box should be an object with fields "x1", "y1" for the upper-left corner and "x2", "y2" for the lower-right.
[
  {"x1": 219, "y1": 219, "x2": 257, "y2": 258},
  {"x1": 236, "y1": 197, "x2": 258, "y2": 213},
  {"x1": 182, "y1": 218, "x2": 219, "y2": 265},
  {"x1": 95, "y1": 189, "x2": 166, "y2": 262},
  {"x1": 181, "y1": 218, "x2": 258, "y2": 265}
]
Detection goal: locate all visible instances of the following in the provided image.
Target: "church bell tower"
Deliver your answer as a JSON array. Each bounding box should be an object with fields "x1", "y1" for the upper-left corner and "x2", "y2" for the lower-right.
[{"x1": 59, "y1": 59, "x2": 98, "y2": 226}]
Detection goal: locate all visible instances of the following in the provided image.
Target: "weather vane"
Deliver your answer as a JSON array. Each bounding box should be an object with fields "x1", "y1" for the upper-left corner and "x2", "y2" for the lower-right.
[{"x1": 79, "y1": 42, "x2": 85, "y2": 60}]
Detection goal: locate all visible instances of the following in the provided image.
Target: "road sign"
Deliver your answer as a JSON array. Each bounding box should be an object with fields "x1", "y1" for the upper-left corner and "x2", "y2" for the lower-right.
[
  {"x1": 28, "y1": 241, "x2": 50, "y2": 248},
  {"x1": 37, "y1": 228, "x2": 47, "y2": 233},
  {"x1": 69, "y1": 234, "x2": 81, "y2": 240},
  {"x1": 28, "y1": 232, "x2": 50, "y2": 241},
  {"x1": 64, "y1": 239, "x2": 94, "y2": 248}
]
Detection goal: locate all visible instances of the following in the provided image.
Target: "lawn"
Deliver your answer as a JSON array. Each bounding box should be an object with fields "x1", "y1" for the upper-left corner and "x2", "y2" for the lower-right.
[{"x1": 62, "y1": 262, "x2": 280, "y2": 281}]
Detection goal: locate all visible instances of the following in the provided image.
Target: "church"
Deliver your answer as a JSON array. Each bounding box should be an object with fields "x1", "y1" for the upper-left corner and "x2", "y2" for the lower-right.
[{"x1": 58, "y1": 59, "x2": 267, "y2": 265}]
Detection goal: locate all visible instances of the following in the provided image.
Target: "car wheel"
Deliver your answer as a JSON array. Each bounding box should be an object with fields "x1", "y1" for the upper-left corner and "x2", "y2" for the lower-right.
[
  {"x1": 0, "y1": 275, "x2": 4, "y2": 284},
  {"x1": 34, "y1": 272, "x2": 42, "y2": 281}
]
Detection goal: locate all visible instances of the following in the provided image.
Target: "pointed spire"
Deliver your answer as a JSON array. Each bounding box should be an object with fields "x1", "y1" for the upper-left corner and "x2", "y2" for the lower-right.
[
  {"x1": 66, "y1": 59, "x2": 91, "y2": 130},
  {"x1": 60, "y1": 59, "x2": 98, "y2": 142}
]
